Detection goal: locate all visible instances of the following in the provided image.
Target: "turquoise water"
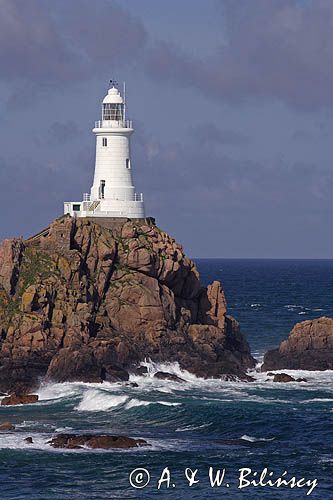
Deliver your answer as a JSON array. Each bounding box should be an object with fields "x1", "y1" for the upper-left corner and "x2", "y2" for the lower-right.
[{"x1": 0, "y1": 259, "x2": 332, "y2": 499}]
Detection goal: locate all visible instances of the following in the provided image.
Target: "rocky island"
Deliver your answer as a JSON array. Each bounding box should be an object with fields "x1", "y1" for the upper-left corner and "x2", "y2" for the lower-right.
[
  {"x1": 0, "y1": 216, "x2": 255, "y2": 393},
  {"x1": 262, "y1": 317, "x2": 333, "y2": 371}
]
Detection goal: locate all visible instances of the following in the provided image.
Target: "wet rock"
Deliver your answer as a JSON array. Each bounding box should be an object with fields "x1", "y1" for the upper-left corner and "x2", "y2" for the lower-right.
[
  {"x1": 1, "y1": 394, "x2": 39, "y2": 406},
  {"x1": 48, "y1": 434, "x2": 148, "y2": 449},
  {"x1": 0, "y1": 421, "x2": 15, "y2": 431},
  {"x1": 263, "y1": 317, "x2": 333, "y2": 371},
  {"x1": 25, "y1": 437, "x2": 33, "y2": 444},
  {"x1": 154, "y1": 371, "x2": 185, "y2": 383},
  {"x1": 132, "y1": 366, "x2": 148, "y2": 376},
  {"x1": 273, "y1": 373, "x2": 295, "y2": 383}
]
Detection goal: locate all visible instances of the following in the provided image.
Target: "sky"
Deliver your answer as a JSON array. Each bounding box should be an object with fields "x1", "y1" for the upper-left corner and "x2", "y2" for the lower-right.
[{"x1": 1, "y1": 0, "x2": 333, "y2": 258}]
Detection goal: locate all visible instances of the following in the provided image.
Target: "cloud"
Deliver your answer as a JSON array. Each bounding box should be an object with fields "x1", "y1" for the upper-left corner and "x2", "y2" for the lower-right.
[
  {"x1": 0, "y1": 0, "x2": 76, "y2": 83},
  {"x1": 191, "y1": 123, "x2": 248, "y2": 145},
  {"x1": 145, "y1": 0, "x2": 333, "y2": 110},
  {"x1": 0, "y1": 0, "x2": 147, "y2": 103},
  {"x1": 0, "y1": 145, "x2": 92, "y2": 239},
  {"x1": 133, "y1": 126, "x2": 333, "y2": 224},
  {"x1": 48, "y1": 121, "x2": 80, "y2": 145}
]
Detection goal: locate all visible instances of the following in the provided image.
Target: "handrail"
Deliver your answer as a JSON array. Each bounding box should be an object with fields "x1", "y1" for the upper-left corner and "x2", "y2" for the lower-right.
[{"x1": 94, "y1": 119, "x2": 133, "y2": 129}]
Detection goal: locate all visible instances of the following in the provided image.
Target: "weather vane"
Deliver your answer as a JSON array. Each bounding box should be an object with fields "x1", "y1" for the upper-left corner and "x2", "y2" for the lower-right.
[{"x1": 109, "y1": 79, "x2": 118, "y2": 88}]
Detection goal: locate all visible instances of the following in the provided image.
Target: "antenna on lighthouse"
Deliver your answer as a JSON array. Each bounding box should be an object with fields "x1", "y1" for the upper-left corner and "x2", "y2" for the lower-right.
[{"x1": 123, "y1": 81, "x2": 126, "y2": 121}]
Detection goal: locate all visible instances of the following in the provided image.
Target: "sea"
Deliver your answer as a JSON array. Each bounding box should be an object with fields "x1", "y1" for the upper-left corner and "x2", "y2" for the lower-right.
[{"x1": 0, "y1": 259, "x2": 333, "y2": 499}]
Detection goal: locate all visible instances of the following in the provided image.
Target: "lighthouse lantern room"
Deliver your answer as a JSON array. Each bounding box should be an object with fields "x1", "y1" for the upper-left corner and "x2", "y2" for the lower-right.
[{"x1": 64, "y1": 82, "x2": 145, "y2": 219}]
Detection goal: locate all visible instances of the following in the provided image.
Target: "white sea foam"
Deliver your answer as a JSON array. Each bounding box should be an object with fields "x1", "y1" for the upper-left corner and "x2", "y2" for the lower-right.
[
  {"x1": 20, "y1": 361, "x2": 333, "y2": 419},
  {"x1": 301, "y1": 398, "x2": 333, "y2": 403},
  {"x1": 285, "y1": 304, "x2": 303, "y2": 308},
  {"x1": 157, "y1": 402, "x2": 182, "y2": 406},
  {"x1": 0, "y1": 432, "x2": 53, "y2": 452},
  {"x1": 125, "y1": 399, "x2": 151, "y2": 409},
  {"x1": 38, "y1": 382, "x2": 82, "y2": 401},
  {"x1": 176, "y1": 423, "x2": 212, "y2": 432},
  {"x1": 76, "y1": 390, "x2": 128, "y2": 412},
  {"x1": 240, "y1": 434, "x2": 275, "y2": 443}
]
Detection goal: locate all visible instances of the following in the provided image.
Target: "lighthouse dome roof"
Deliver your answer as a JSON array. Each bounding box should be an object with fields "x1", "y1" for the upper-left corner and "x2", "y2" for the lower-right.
[{"x1": 102, "y1": 87, "x2": 123, "y2": 104}]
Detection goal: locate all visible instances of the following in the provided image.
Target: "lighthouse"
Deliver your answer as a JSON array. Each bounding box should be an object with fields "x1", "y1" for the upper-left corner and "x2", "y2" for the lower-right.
[{"x1": 64, "y1": 82, "x2": 145, "y2": 219}]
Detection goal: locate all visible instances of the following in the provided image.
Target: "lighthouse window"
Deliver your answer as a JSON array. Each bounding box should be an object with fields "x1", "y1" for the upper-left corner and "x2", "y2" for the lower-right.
[
  {"x1": 73, "y1": 204, "x2": 81, "y2": 212},
  {"x1": 126, "y1": 159, "x2": 131, "y2": 169},
  {"x1": 102, "y1": 137, "x2": 107, "y2": 147},
  {"x1": 103, "y1": 103, "x2": 124, "y2": 121}
]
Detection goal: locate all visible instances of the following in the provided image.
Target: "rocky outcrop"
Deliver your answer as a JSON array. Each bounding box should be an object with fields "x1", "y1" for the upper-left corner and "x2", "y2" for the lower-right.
[
  {"x1": 0, "y1": 422, "x2": 15, "y2": 430},
  {"x1": 48, "y1": 434, "x2": 148, "y2": 449},
  {"x1": 0, "y1": 216, "x2": 255, "y2": 392},
  {"x1": 262, "y1": 317, "x2": 333, "y2": 371},
  {"x1": 1, "y1": 394, "x2": 39, "y2": 406}
]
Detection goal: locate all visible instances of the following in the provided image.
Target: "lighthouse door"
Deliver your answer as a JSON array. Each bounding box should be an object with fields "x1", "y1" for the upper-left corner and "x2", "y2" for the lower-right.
[{"x1": 99, "y1": 180, "x2": 105, "y2": 199}]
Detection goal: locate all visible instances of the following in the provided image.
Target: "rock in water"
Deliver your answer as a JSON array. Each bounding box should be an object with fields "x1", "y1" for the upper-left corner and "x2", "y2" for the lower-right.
[
  {"x1": 48, "y1": 434, "x2": 148, "y2": 449},
  {"x1": 0, "y1": 421, "x2": 15, "y2": 430},
  {"x1": 262, "y1": 317, "x2": 333, "y2": 371},
  {"x1": 154, "y1": 371, "x2": 185, "y2": 382},
  {"x1": 0, "y1": 216, "x2": 255, "y2": 392},
  {"x1": 1, "y1": 394, "x2": 39, "y2": 406},
  {"x1": 273, "y1": 373, "x2": 296, "y2": 383}
]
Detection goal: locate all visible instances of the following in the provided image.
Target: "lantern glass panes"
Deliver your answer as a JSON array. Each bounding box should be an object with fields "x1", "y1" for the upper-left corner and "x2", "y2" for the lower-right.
[{"x1": 103, "y1": 103, "x2": 124, "y2": 121}]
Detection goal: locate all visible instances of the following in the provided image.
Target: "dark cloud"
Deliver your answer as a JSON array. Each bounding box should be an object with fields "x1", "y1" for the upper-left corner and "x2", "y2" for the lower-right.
[
  {"x1": 0, "y1": 0, "x2": 76, "y2": 82},
  {"x1": 0, "y1": 0, "x2": 147, "y2": 101},
  {"x1": 145, "y1": 0, "x2": 333, "y2": 110},
  {"x1": 134, "y1": 127, "x2": 333, "y2": 219},
  {"x1": 0, "y1": 147, "x2": 92, "y2": 239}
]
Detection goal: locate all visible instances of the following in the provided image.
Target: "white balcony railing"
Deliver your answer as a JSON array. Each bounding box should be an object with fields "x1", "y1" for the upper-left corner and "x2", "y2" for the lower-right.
[{"x1": 94, "y1": 119, "x2": 133, "y2": 129}]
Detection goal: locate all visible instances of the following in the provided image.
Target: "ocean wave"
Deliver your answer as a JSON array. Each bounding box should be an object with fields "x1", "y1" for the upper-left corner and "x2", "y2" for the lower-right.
[
  {"x1": 301, "y1": 398, "x2": 333, "y2": 403},
  {"x1": 76, "y1": 390, "x2": 128, "y2": 412},
  {"x1": 38, "y1": 382, "x2": 81, "y2": 401},
  {"x1": 240, "y1": 434, "x2": 275, "y2": 443},
  {"x1": 0, "y1": 433, "x2": 53, "y2": 452},
  {"x1": 124, "y1": 399, "x2": 152, "y2": 409},
  {"x1": 158, "y1": 402, "x2": 182, "y2": 406},
  {"x1": 176, "y1": 423, "x2": 212, "y2": 432},
  {"x1": 15, "y1": 421, "x2": 55, "y2": 431}
]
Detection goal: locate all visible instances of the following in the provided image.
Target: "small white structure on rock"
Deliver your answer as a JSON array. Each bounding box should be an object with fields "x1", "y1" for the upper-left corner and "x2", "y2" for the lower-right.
[{"x1": 64, "y1": 82, "x2": 145, "y2": 219}]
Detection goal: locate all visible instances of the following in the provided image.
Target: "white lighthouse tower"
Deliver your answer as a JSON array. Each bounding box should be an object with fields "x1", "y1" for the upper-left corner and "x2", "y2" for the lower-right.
[{"x1": 64, "y1": 82, "x2": 145, "y2": 219}]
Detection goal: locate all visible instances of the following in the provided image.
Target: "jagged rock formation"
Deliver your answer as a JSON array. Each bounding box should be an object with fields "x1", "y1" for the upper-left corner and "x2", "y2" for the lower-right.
[
  {"x1": 0, "y1": 216, "x2": 255, "y2": 392},
  {"x1": 262, "y1": 317, "x2": 333, "y2": 371}
]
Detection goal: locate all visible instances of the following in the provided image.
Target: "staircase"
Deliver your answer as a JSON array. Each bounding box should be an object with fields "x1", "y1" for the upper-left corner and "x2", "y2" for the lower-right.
[{"x1": 88, "y1": 200, "x2": 100, "y2": 212}]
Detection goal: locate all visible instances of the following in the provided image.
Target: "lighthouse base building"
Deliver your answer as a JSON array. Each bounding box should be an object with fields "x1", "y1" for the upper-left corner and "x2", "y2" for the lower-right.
[{"x1": 64, "y1": 84, "x2": 145, "y2": 220}]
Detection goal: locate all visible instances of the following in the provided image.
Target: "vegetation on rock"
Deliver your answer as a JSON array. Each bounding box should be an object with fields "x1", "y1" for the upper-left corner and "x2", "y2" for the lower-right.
[{"x1": 0, "y1": 216, "x2": 255, "y2": 392}]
